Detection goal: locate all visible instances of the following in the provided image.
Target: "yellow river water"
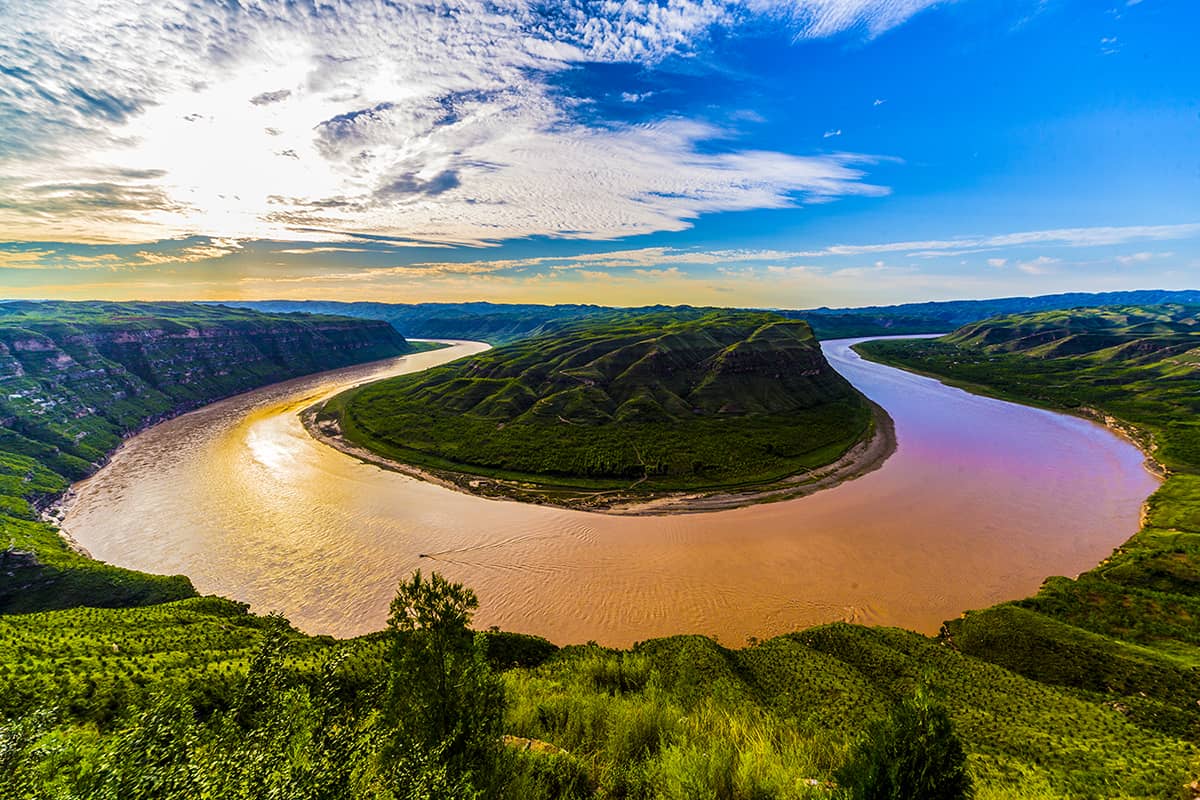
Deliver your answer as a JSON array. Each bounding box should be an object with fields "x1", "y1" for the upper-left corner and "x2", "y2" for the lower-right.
[{"x1": 60, "y1": 338, "x2": 1159, "y2": 646}]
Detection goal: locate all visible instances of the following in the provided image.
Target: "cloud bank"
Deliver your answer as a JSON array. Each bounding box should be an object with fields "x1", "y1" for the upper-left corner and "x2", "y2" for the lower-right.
[{"x1": 0, "y1": 1, "x2": 944, "y2": 246}]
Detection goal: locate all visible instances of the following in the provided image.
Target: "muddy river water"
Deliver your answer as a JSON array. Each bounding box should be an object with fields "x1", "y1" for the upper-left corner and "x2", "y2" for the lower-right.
[{"x1": 61, "y1": 338, "x2": 1159, "y2": 646}]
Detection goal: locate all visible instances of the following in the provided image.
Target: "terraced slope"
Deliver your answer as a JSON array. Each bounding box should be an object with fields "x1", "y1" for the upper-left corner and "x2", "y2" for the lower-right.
[
  {"x1": 321, "y1": 310, "x2": 874, "y2": 500},
  {"x1": 0, "y1": 301, "x2": 414, "y2": 612},
  {"x1": 4, "y1": 303, "x2": 1200, "y2": 797},
  {"x1": 3, "y1": 597, "x2": 1196, "y2": 797}
]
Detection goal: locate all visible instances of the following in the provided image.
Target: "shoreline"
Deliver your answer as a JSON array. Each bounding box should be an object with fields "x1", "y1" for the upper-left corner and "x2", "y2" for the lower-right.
[
  {"x1": 849, "y1": 343, "x2": 1168, "y2": 480},
  {"x1": 300, "y1": 399, "x2": 897, "y2": 516},
  {"x1": 851, "y1": 344, "x2": 1168, "y2": 571},
  {"x1": 44, "y1": 344, "x2": 462, "y2": 559}
]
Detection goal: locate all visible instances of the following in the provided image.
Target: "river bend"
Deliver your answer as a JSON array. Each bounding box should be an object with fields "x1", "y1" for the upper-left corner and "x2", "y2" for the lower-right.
[{"x1": 60, "y1": 338, "x2": 1158, "y2": 646}]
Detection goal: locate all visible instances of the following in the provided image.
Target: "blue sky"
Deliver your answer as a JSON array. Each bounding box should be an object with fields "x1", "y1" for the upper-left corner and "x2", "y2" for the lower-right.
[{"x1": 0, "y1": 0, "x2": 1196, "y2": 307}]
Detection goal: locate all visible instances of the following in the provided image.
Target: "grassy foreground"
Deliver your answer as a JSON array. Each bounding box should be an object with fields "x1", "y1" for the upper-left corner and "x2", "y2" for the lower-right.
[
  {"x1": 3, "y1": 303, "x2": 1200, "y2": 797},
  {"x1": 321, "y1": 310, "x2": 873, "y2": 501}
]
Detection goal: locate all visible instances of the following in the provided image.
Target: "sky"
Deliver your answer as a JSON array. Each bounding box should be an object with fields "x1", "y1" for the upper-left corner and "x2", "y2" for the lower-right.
[{"x1": 0, "y1": 0, "x2": 1196, "y2": 308}]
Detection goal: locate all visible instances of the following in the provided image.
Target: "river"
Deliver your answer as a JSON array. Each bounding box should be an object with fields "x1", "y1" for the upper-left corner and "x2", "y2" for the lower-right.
[{"x1": 60, "y1": 338, "x2": 1159, "y2": 647}]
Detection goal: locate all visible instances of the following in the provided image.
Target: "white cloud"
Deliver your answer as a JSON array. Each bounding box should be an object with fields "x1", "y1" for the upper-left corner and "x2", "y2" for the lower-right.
[
  {"x1": 0, "y1": 249, "x2": 59, "y2": 270},
  {"x1": 261, "y1": 223, "x2": 1199, "y2": 279},
  {"x1": 1016, "y1": 256, "x2": 1058, "y2": 275},
  {"x1": 811, "y1": 222, "x2": 1200, "y2": 258},
  {"x1": 824, "y1": 129, "x2": 843, "y2": 138},
  {"x1": 0, "y1": 0, "x2": 938, "y2": 247},
  {"x1": 131, "y1": 238, "x2": 243, "y2": 266},
  {"x1": 1116, "y1": 250, "x2": 1174, "y2": 265},
  {"x1": 756, "y1": 0, "x2": 946, "y2": 38}
]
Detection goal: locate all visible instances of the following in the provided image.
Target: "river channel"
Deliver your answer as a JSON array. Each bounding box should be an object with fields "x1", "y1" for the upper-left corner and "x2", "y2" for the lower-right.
[{"x1": 60, "y1": 337, "x2": 1159, "y2": 646}]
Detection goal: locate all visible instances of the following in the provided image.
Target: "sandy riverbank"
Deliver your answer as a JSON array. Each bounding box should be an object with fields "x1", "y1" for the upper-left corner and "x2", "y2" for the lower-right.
[{"x1": 300, "y1": 400, "x2": 897, "y2": 516}]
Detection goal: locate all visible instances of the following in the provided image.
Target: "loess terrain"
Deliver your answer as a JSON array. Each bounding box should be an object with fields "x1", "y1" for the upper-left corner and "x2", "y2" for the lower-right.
[
  {"x1": 230, "y1": 289, "x2": 1200, "y2": 343},
  {"x1": 0, "y1": 301, "x2": 413, "y2": 613},
  {"x1": 318, "y1": 309, "x2": 876, "y2": 504},
  {"x1": 2, "y1": 301, "x2": 1200, "y2": 797}
]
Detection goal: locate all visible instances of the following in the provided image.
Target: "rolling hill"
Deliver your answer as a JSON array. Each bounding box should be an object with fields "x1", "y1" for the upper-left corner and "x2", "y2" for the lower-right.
[
  {"x1": 319, "y1": 309, "x2": 876, "y2": 503},
  {"x1": 856, "y1": 305, "x2": 1200, "y2": 769},
  {"x1": 3, "y1": 302, "x2": 1200, "y2": 797},
  {"x1": 223, "y1": 289, "x2": 1200, "y2": 343}
]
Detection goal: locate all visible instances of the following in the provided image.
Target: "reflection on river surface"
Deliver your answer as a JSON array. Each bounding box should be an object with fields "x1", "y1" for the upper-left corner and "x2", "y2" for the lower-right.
[{"x1": 61, "y1": 338, "x2": 1159, "y2": 646}]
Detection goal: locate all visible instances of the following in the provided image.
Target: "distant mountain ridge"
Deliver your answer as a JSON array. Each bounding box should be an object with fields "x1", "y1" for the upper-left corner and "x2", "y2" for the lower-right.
[
  {"x1": 943, "y1": 303, "x2": 1200, "y2": 361},
  {"x1": 221, "y1": 289, "x2": 1200, "y2": 342}
]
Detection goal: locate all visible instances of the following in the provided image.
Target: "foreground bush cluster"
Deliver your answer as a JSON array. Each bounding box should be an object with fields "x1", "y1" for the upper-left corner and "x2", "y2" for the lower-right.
[{"x1": 1, "y1": 571, "x2": 980, "y2": 800}]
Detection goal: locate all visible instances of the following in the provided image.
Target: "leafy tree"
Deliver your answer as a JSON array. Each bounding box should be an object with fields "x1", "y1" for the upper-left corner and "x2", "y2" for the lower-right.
[
  {"x1": 837, "y1": 689, "x2": 973, "y2": 800},
  {"x1": 383, "y1": 571, "x2": 505, "y2": 796},
  {"x1": 0, "y1": 710, "x2": 55, "y2": 800}
]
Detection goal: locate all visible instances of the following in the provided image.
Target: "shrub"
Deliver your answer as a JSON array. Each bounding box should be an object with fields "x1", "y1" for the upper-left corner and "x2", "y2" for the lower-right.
[{"x1": 837, "y1": 691, "x2": 972, "y2": 800}]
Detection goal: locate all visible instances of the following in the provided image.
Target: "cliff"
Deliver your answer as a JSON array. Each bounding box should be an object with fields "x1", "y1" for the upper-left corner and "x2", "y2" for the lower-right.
[{"x1": 0, "y1": 300, "x2": 412, "y2": 612}]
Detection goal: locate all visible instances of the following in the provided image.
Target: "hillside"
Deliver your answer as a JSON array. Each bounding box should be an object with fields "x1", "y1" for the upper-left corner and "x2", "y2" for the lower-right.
[
  {"x1": 860, "y1": 304, "x2": 1200, "y2": 470},
  {"x1": 318, "y1": 310, "x2": 877, "y2": 506},
  {"x1": 795, "y1": 289, "x2": 1200, "y2": 339},
  {"x1": 856, "y1": 306, "x2": 1200, "y2": 767},
  {"x1": 2, "y1": 303, "x2": 1200, "y2": 796},
  {"x1": 221, "y1": 300, "x2": 628, "y2": 344},
  {"x1": 223, "y1": 289, "x2": 1200, "y2": 343},
  {"x1": 0, "y1": 301, "x2": 414, "y2": 612},
  {"x1": 3, "y1": 601, "x2": 1195, "y2": 798}
]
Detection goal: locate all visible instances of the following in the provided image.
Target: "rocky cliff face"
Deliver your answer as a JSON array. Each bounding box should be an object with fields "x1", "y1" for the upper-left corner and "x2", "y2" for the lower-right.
[
  {"x1": 0, "y1": 301, "x2": 412, "y2": 612},
  {"x1": 0, "y1": 301, "x2": 411, "y2": 475}
]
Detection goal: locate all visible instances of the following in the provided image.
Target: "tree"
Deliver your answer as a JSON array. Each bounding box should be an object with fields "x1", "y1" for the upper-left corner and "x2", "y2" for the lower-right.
[
  {"x1": 383, "y1": 571, "x2": 505, "y2": 796},
  {"x1": 837, "y1": 689, "x2": 973, "y2": 800}
]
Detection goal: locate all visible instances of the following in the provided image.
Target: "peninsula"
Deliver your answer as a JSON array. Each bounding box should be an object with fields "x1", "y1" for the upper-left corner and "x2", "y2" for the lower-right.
[{"x1": 309, "y1": 309, "x2": 890, "y2": 512}]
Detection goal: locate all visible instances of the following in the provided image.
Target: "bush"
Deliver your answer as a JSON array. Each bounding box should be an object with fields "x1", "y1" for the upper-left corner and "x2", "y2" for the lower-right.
[{"x1": 837, "y1": 691, "x2": 972, "y2": 800}]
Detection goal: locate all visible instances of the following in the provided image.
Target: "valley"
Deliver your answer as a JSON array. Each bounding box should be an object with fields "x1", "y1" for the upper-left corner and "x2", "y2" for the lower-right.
[{"x1": 3, "y1": 300, "x2": 1198, "y2": 797}]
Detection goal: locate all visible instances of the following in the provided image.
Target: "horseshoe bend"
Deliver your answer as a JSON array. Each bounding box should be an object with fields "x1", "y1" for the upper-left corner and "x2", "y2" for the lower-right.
[
  {"x1": 4, "y1": 1, "x2": 1200, "y2": 793},
  {"x1": 4, "y1": 298, "x2": 1198, "y2": 797},
  {"x1": 307, "y1": 309, "x2": 895, "y2": 513}
]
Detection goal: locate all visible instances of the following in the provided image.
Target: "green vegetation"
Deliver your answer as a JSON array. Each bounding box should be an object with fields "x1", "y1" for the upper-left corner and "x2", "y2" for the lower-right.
[
  {"x1": 2, "y1": 581, "x2": 1194, "y2": 798},
  {"x1": 856, "y1": 304, "x2": 1200, "y2": 785},
  {"x1": 322, "y1": 309, "x2": 873, "y2": 501},
  {"x1": 0, "y1": 301, "x2": 412, "y2": 612},
  {"x1": 837, "y1": 689, "x2": 973, "y2": 800},
  {"x1": 5, "y1": 301, "x2": 1200, "y2": 797}
]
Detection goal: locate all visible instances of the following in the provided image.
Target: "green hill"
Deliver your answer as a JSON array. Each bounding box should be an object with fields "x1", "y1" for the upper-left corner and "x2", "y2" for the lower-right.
[
  {"x1": 5, "y1": 302, "x2": 1200, "y2": 798},
  {"x1": 225, "y1": 289, "x2": 1200, "y2": 343},
  {"x1": 320, "y1": 309, "x2": 875, "y2": 503}
]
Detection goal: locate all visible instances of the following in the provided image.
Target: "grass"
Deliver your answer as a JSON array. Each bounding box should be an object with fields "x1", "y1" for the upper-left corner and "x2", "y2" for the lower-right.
[
  {"x1": 856, "y1": 303, "x2": 1200, "y2": 778},
  {"x1": 6, "y1": 603, "x2": 1192, "y2": 797},
  {"x1": 322, "y1": 309, "x2": 873, "y2": 496},
  {"x1": 4, "y1": 302, "x2": 1200, "y2": 797}
]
